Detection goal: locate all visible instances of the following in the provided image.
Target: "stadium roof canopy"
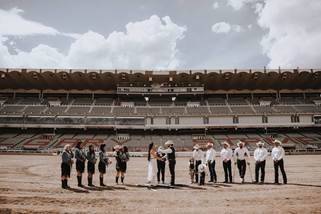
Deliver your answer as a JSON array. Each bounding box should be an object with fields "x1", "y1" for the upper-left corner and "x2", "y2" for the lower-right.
[{"x1": 0, "y1": 68, "x2": 321, "y2": 92}]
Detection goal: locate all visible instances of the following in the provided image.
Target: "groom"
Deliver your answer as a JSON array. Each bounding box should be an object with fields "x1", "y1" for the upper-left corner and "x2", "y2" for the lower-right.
[{"x1": 158, "y1": 140, "x2": 176, "y2": 186}]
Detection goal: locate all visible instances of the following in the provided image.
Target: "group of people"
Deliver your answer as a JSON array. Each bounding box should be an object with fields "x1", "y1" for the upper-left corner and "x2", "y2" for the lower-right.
[
  {"x1": 60, "y1": 139, "x2": 287, "y2": 189},
  {"x1": 60, "y1": 142, "x2": 129, "y2": 189},
  {"x1": 189, "y1": 139, "x2": 287, "y2": 185}
]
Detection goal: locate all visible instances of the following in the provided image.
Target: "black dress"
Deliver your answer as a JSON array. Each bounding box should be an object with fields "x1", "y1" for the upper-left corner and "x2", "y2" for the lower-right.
[
  {"x1": 87, "y1": 151, "x2": 97, "y2": 174},
  {"x1": 115, "y1": 151, "x2": 129, "y2": 172},
  {"x1": 75, "y1": 148, "x2": 86, "y2": 173},
  {"x1": 98, "y1": 151, "x2": 109, "y2": 174},
  {"x1": 61, "y1": 151, "x2": 74, "y2": 177}
]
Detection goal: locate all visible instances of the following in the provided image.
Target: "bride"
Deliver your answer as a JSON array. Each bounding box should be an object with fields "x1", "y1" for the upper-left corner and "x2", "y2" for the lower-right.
[{"x1": 147, "y1": 142, "x2": 163, "y2": 184}]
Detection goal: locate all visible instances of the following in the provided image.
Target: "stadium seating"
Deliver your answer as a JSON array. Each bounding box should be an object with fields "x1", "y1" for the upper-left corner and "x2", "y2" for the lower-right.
[
  {"x1": 0, "y1": 105, "x2": 25, "y2": 115},
  {"x1": 186, "y1": 107, "x2": 210, "y2": 115},
  {"x1": 136, "y1": 107, "x2": 161, "y2": 116},
  {"x1": 72, "y1": 98, "x2": 93, "y2": 105},
  {"x1": 95, "y1": 97, "x2": 114, "y2": 105},
  {"x1": 23, "y1": 106, "x2": 47, "y2": 115},
  {"x1": 161, "y1": 107, "x2": 186, "y2": 115},
  {"x1": 88, "y1": 106, "x2": 112, "y2": 116},
  {"x1": 45, "y1": 106, "x2": 67, "y2": 115},
  {"x1": 112, "y1": 106, "x2": 135, "y2": 116},
  {"x1": 209, "y1": 106, "x2": 231, "y2": 114},
  {"x1": 64, "y1": 106, "x2": 90, "y2": 115},
  {"x1": 1, "y1": 131, "x2": 321, "y2": 151},
  {"x1": 230, "y1": 106, "x2": 255, "y2": 115}
]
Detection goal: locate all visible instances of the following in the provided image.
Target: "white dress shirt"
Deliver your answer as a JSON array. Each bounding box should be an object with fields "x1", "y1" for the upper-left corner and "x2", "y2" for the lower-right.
[
  {"x1": 205, "y1": 148, "x2": 216, "y2": 163},
  {"x1": 220, "y1": 148, "x2": 233, "y2": 161},
  {"x1": 254, "y1": 147, "x2": 268, "y2": 162},
  {"x1": 193, "y1": 149, "x2": 204, "y2": 161},
  {"x1": 158, "y1": 147, "x2": 173, "y2": 154},
  {"x1": 234, "y1": 147, "x2": 250, "y2": 160},
  {"x1": 271, "y1": 146, "x2": 285, "y2": 161}
]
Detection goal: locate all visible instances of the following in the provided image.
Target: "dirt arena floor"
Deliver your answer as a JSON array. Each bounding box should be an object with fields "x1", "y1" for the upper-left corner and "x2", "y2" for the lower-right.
[{"x1": 0, "y1": 154, "x2": 321, "y2": 214}]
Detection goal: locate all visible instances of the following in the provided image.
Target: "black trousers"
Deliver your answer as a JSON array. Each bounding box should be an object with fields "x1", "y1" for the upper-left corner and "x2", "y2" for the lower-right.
[
  {"x1": 157, "y1": 160, "x2": 166, "y2": 183},
  {"x1": 199, "y1": 172, "x2": 205, "y2": 185},
  {"x1": 208, "y1": 160, "x2": 217, "y2": 182},
  {"x1": 223, "y1": 160, "x2": 232, "y2": 183},
  {"x1": 274, "y1": 159, "x2": 287, "y2": 184},
  {"x1": 195, "y1": 160, "x2": 202, "y2": 183},
  {"x1": 237, "y1": 159, "x2": 246, "y2": 179},
  {"x1": 169, "y1": 160, "x2": 176, "y2": 185},
  {"x1": 255, "y1": 160, "x2": 266, "y2": 182}
]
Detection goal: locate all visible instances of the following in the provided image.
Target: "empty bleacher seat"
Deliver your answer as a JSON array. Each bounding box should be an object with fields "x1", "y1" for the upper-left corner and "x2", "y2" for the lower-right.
[
  {"x1": 207, "y1": 98, "x2": 226, "y2": 105},
  {"x1": 95, "y1": 98, "x2": 114, "y2": 105},
  {"x1": 161, "y1": 107, "x2": 185, "y2": 115},
  {"x1": 230, "y1": 106, "x2": 255, "y2": 114},
  {"x1": 136, "y1": 107, "x2": 161, "y2": 116},
  {"x1": 186, "y1": 107, "x2": 209, "y2": 115},
  {"x1": 88, "y1": 106, "x2": 112, "y2": 116},
  {"x1": 73, "y1": 98, "x2": 93, "y2": 105},
  {"x1": 209, "y1": 106, "x2": 231, "y2": 114},
  {"x1": 0, "y1": 105, "x2": 25, "y2": 115},
  {"x1": 113, "y1": 107, "x2": 135, "y2": 116},
  {"x1": 45, "y1": 106, "x2": 67, "y2": 115},
  {"x1": 64, "y1": 106, "x2": 90, "y2": 115},
  {"x1": 23, "y1": 106, "x2": 47, "y2": 115}
]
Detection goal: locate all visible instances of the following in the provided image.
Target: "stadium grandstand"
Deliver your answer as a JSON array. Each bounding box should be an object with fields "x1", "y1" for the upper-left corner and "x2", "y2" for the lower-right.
[{"x1": 0, "y1": 68, "x2": 321, "y2": 153}]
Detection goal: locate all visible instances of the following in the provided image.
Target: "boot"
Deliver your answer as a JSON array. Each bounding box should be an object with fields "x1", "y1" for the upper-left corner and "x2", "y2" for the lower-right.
[
  {"x1": 100, "y1": 177, "x2": 106, "y2": 186},
  {"x1": 115, "y1": 176, "x2": 119, "y2": 184},
  {"x1": 77, "y1": 176, "x2": 83, "y2": 187},
  {"x1": 61, "y1": 180, "x2": 66, "y2": 189},
  {"x1": 65, "y1": 179, "x2": 70, "y2": 188},
  {"x1": 121, "y1": 176, "x2": 124, "y2": 184},
  {"x1": 88, "y1": 177, "x2": 94, "y2": 186}
]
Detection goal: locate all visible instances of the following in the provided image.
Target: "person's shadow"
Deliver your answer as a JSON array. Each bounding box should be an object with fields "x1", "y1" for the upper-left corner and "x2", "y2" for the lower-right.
[{"x1": 64, "y1": 187, "x2": 89, "y2": 193}]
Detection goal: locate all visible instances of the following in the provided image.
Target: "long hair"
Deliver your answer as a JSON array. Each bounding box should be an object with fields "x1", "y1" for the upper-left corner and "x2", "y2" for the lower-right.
[
  {"x1": 88, "y1": 145, "x2": 95, "y2": 154},
  {"x1": 148, "y1": 142, "x2": 154, "y2": 161},
  {"x1": 123, "y1": 146, "x2": 128, "y2": 153},
  {"x1": 76, "y1": 141, "x2": 82, "y2": 149},
  {"x1": 100, "y1": 144, "x2": 106, "y2": 152}
]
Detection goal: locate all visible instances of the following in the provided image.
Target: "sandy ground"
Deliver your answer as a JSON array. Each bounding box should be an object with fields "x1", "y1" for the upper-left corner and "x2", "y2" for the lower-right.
[{"x1": 0, "y1": 155, "x2": 321, "y2": 214}]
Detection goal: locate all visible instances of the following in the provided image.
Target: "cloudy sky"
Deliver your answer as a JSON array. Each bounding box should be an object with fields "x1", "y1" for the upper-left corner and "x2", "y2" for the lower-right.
[{"x1": 0, "y1": 0, "x2": 320, "y2": 70}]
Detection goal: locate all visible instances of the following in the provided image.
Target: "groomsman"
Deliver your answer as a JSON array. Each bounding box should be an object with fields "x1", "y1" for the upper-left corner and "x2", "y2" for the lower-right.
[
  {"x1": 220, "y1": 142, "x2": 233, "y2": 183},
  {"x1": 253, "y1": 141, "x2": 268, "y2": 184},
  {"x1": 205, "y1": 142, "x2": 217, "y2": 183},
  {"x1": 272, "y1": 140, "x2": 287, "y2": 184},
  {"x1": 234, "y1": 141, "x2": 250, "y2": 183},
  {"x1": 192, "y1": 144, "x2": 204, "y2": 183}
]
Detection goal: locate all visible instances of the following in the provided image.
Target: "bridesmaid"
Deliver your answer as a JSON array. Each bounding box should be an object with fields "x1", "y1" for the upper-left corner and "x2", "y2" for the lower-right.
[
  {"x1": 86, "y1": 145, "x2": 97, "y2": 186},
  {"x1": 98, "y1": 144, "x2": 112, "y2": 186},
  {"x1": 61, "y1": 144, "x2": 74, "y2": 189}
]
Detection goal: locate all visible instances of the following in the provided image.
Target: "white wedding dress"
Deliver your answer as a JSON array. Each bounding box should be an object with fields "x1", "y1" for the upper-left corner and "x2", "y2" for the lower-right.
[{"x1": 147, "y1": 157, "x2": 157, "y2": 183}]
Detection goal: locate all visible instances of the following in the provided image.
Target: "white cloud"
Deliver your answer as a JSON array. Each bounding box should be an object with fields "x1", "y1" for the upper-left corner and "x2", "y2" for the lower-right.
[
  {"x1": 211, "y1": 22, "x2": 242, "y2": 34},
  {"x1": 0, "y1": 7, "x2": 79, "y2": 39},
  {"x1": 227, "y1": 0, "x2": 261, "y2": 10},
  {"x1": 0, "y1": 8, "x2": 59, "y2": 36},
  {"x1": 0, "y1": 15, "x2": 186, "y2": 69},
  {"x1": 257, "y1": 0, "x2": 321, "y2": 68},
  {"x1": 212, "y1": 2, "x2": 219, "y2": 9}
]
